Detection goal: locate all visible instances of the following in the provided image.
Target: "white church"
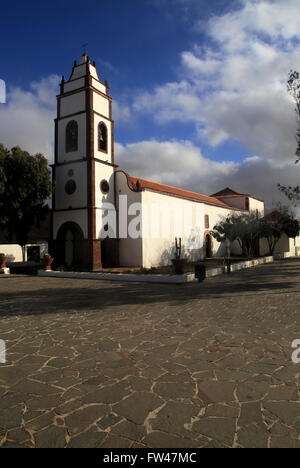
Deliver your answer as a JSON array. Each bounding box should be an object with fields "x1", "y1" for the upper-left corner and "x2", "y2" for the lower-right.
[{"x1": 51, "y1": 53, "x2": 265, "y2": 270}]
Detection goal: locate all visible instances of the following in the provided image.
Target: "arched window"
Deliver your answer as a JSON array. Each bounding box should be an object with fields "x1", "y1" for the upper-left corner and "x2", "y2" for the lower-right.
[
  {"x1": 66, "y1": 120, "x2": 78, "y2": 153},
  {"x1": 205, "y1": 215, "x2": 210, "y2": 229},
  {"x1": 245, "y1": 197, "x2": 249, "y2": 211},
  {"x1": 98, "y1": 122, "x2": 108, "y2": 152}
]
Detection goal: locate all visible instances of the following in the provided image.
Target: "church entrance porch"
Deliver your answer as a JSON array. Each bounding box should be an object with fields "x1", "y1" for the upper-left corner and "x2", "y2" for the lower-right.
[{"x1": 53, "y1": 221, "x2": 85, "y2": 269}]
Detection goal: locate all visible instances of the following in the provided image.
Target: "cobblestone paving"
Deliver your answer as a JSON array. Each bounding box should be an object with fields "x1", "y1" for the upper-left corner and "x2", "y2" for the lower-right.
[{"x1": 0, "y1": 259, "x2": 299, "y2": 448}]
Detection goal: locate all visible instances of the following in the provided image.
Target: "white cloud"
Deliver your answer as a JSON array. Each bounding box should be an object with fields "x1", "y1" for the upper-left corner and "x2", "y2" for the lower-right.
[
  {"x1": 134, "y1": 0, "x2": 300, "y2": 162},
  {"x1": 0, "y1": 75, "x2": 59, "y2": 162},
  {"x1": 116, "y1": 139, "x2": 300, "y2": 212},
  {"x1": 112, "y1": 101, "x2": 131, "y2": 122},
  {"x1": 182, "y1": 50, "x2": 221, "y2": 75},
  {"x1": 134, "y1": 80, "x2": 202, "y2": 123},
  {"x1": 131, "y1": 0, "x2": 300, "y2": 207},
  {"x1": 209, "y1": 0, "x2": 300, "y2": 52},
  {"x1": 116, "y1": 139, "x2": 236, "y2": 188}
]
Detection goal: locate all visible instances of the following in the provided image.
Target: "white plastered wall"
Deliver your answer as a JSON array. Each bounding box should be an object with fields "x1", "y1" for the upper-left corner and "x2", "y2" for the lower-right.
[
  {"x1": 89, "y1": 65, "x2": 99, "y2": 81},
  {"x1": 95, "y1": 162, "x2": 115, "y2": 240},
  {"x1": 260, "y1": 233, "x2": 298, "y2": 255},
  {"x1": 115, "y1": 172, "x2": 143, "y2": 267},
  {"x1": 115, "y1": 174, "x2": 247, "y2": 268},
  {"x1": 55, "y1": 162, "x2": 87, "y2": 210},
  {"x1": 249, "y1": 197, "x2": 265, "y2": 216},
  {"x1": 53, "y1": 210, "x2": 88, "y2": 240},
  {"x1": 60, "y1": 91, "x2": 85, "y2": 118},
  {"x1": 64, "y1": 78, "x2": 85, "y2": 93},
  {"x1": 92, "y1": 78, "x2": 107, "y2": 94},
  {"x1": 141, "y1": 190, "x2": 205, "y2": 268},
  {"x1": 202, "y1": 204, "x2": 244, "y2": 257},
  {"x1": 0, "y1": 244, "x2": 23, "y2": 262},
  {"x1": 70, "y1": 64, "x2": 87, "y2": 80},
  {"x1": 93, "y1": 92, "x2": 109, "y2": 118}
]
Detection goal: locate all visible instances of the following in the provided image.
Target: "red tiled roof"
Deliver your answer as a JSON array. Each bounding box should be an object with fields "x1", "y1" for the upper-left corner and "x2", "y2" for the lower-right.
[
  {"x1": 125, "y1": 174, "x2": 234, "y2": 209},
  {"x1": 211, "y1": 186, "x2": 264, "y2": 203},
  {"x1": 211, "y1": 187, "x2": 241, "y2": 197}
]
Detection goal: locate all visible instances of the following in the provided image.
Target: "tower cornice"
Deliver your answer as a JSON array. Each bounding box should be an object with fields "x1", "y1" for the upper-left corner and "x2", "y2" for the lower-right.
[{"x1": 56, "y1": 85, "x2": 112, "y2": 101}]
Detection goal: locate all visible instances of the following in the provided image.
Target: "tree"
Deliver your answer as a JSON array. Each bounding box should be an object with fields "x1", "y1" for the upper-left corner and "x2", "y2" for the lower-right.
[
  {"x1": 211, "y1": 212, "x2": 261, "y2": 258},
  {"x1": 259, "y1": 221, "x2": 282, "y2": 255},
  {"x1": 281, "y1": 216, "x2": 300, "y2": 239},
  {"x1": 260, "y1": 214, "x2": 299, "y2": 255},
  {"x1": 0, "y1": 144, "x2": 53, "y2": 246},
  {"x1": 278, "y1": 70, "x2": 300, "y2": 203}
]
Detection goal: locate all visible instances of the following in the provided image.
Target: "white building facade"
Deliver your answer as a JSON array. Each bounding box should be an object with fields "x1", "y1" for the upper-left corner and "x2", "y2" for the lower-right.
[{"x1": 51, "y1": 55, "x2": 265, "y2": 270}]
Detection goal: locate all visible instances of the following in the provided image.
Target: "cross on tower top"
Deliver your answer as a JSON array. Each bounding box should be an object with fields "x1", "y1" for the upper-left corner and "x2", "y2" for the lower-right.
[{"x1": 82, "y1": 43, "x2": 88, "y2": 55}]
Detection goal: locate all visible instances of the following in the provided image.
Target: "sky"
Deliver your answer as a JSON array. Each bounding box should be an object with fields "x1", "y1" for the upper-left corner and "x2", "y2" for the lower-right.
[{"x1": 0, "y1": 0, "x2": 300, "y2": 212}]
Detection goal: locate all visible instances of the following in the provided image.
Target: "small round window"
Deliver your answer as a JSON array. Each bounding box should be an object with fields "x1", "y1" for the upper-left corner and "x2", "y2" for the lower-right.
[
  {"x1": 100, "y1": 179, "x2": 109, "y2": 194},
  {"x1": 65, "y1": 179, "x2": 77, "y2": 195}
]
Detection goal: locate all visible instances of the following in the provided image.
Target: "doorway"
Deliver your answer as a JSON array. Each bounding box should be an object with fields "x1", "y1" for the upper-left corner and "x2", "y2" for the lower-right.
[
  {"x1": 56, "y1": 221, "x2": 84, "y2": 267},
  {"x1": 205, "y1": 234, "x2": 212, "y2": 258}
]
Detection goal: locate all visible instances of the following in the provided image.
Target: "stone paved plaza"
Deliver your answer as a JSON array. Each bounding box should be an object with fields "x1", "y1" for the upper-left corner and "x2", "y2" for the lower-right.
[{"x1": 0, "y1": 259, "x2": 299, "y2": 448}]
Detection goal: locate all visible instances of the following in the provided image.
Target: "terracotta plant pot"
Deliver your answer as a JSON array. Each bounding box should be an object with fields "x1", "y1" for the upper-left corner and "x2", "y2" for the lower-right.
[
  {"x1": 172, "y1": 258, "x2": 187, "y2": 275},
  {"x1": 42, "y1": 255, "x2": 53, "y2": 271},
  {"x1": 0, "y1": 254, "x2": 7, "y2": 269}
]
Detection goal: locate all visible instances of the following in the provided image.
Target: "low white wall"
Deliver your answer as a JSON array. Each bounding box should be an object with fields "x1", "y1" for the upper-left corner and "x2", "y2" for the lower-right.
[
  {"x1": 38, "y1": 270, "x2": 194, "y2": 284},
  {"x1": 0, "y1": 244, "x2": 48, "y2": 263},
  {"x1": 260, "y1": 234, "x2": 290, "y2": 256},
  {"x1": 0, "y1": 244, "x2": 23, "y2": 262}
]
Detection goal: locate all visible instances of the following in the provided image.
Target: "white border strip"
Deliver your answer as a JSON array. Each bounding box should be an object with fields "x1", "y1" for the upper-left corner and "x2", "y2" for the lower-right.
[
  {"x1": 38, "y1": 270, "x2": 195, "y2": 284},
  {"x1": 37, "y1": 256, "x2": 275, "y2": 284}
]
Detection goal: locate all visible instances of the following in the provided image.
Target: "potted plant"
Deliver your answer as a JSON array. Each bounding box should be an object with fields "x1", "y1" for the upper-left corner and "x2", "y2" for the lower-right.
[
  {"x1": 41, "y1": 253, "x2": 53, "y2": 271},
  {"x1": 171, "y1": 238, "x2": 187, "y2": 274},
  {"x1": 0, "y1": 253, "x2": 7, "y2": 269}
]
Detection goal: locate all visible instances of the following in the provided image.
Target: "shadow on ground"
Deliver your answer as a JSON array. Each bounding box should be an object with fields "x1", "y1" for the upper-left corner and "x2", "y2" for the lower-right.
[{"x1": 0, "y1": 259, "x2": 299, "y2": 318}]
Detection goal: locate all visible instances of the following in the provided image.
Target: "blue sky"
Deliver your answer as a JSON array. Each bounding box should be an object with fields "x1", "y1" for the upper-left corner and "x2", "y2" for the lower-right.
[
  {"x1": 1, "y1": 0, "x2": 300, "y2": 210},
  {"x1": 0, "y1": 0, "x2": 238, "y2": 157}
]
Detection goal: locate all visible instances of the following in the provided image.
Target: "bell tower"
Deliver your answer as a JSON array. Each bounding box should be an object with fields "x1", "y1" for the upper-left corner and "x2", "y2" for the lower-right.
[{"x1": 51, "y1": 53, "x2": 117, "y2": 270}]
